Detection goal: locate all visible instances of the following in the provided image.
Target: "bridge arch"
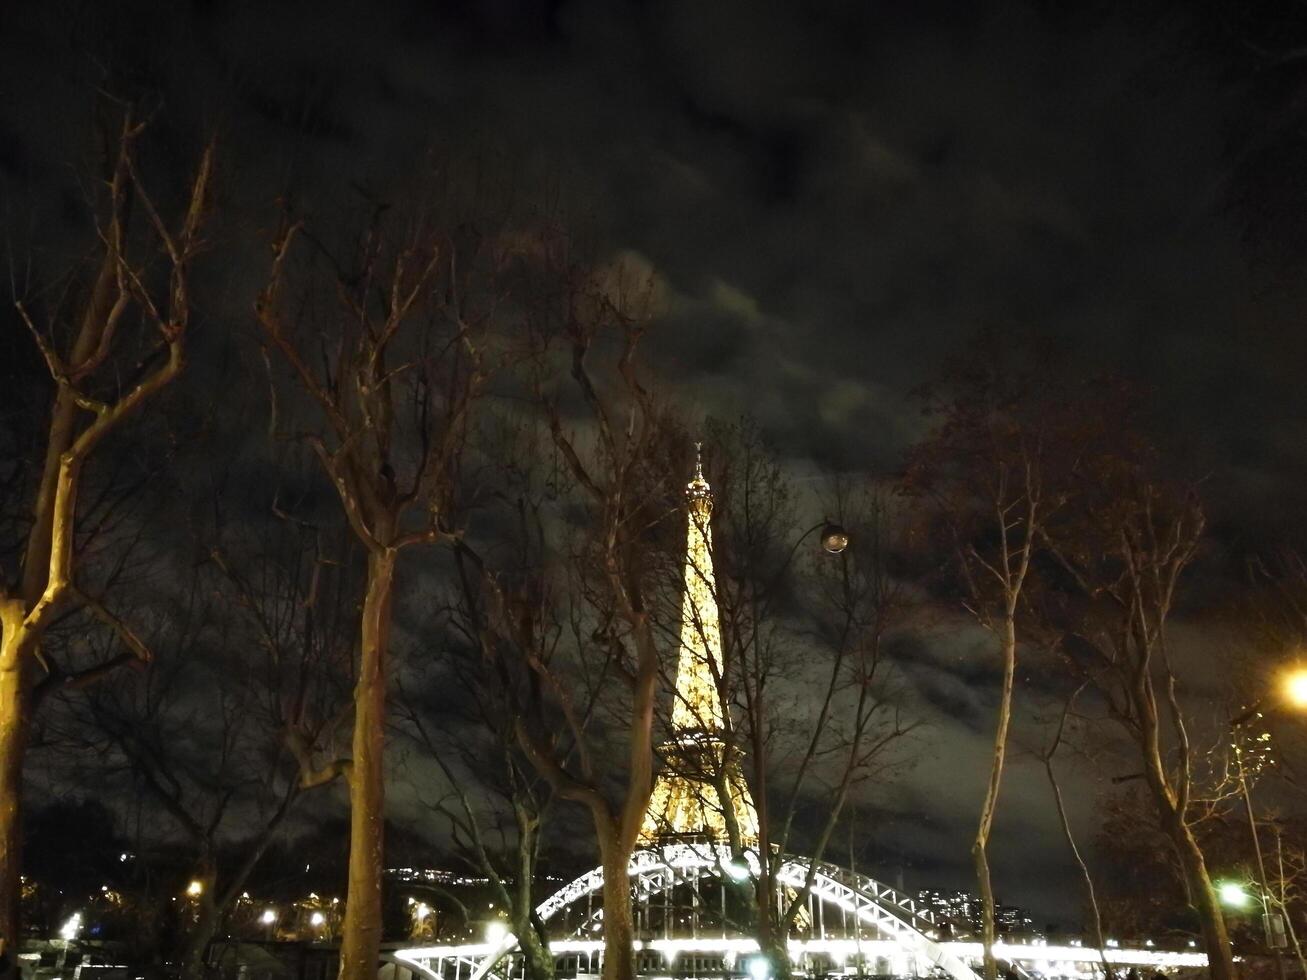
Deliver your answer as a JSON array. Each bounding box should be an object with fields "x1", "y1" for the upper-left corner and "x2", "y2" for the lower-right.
[{"x1": 396, "y1": 844, "x2": 980, "y2": 980}]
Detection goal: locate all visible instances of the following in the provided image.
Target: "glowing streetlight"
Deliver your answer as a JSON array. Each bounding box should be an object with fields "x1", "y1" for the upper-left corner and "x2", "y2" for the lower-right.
[
  {"x1": 1218, "y1": 881, "x2": 1251, "y2": 909},
  {"x1": 261, "y1": 909, "x2": 278, "y2": 925},
  {"x1": 1284, "y1": 668, "x2": 1307, "y2": 710},
  {"x1": 485, "y1": 920, "x2": 508, "y2": 946},
  {"x1": 310, "y1": 911, "x2": 326, "y2": 927},
  {"x1": 186, "y1": 879, "x2": 204, "y2": 898},
  {"x1": 724, "y1": 859, "x2": 750, "y2": 882},
  {"x1": 59, "y1": 912, "x2": 82, "y2": 941}
]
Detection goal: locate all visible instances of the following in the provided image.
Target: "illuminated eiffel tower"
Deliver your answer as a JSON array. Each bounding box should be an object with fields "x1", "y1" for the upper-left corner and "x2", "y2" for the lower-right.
[{"x1": 638, "y1": 445, "x2": 760, "y2": 846}]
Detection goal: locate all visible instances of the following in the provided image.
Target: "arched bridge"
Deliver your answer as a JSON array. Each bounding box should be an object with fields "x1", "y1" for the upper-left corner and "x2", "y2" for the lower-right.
[{"x1": 396, "y1": 843, "x2": 981, "y2": 980}]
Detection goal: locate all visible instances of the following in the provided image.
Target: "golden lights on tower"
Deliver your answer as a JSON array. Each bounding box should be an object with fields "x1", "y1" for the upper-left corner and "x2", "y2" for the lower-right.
[{"x1": 639, "y1": 444, "x2": 759, "y2": 846}]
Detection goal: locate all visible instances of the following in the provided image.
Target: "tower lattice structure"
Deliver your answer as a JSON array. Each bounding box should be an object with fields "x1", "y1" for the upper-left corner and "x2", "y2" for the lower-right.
[{"x1": 638, "y1": 446, "x2": 760, "y2": 846}]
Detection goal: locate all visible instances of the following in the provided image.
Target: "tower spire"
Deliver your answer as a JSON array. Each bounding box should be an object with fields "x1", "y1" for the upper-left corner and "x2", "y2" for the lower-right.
[
  {"x1": 639, "y1": 445, "x2": 759, "y2": 846},
  {"x1": 672, "y1": 443, "x2": 723, "y2": 733}
]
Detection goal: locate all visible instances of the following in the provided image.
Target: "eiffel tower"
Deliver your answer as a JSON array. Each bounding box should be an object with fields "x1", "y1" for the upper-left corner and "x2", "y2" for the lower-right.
[{"x1": 638, "y1": 445, "x2": 759, "y2": 846}]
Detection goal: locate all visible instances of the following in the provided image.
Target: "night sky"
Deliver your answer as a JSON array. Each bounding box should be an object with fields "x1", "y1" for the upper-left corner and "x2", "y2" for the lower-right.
[{"x1": 6, "y1": 0, "x2": 1307, "y2": 925}]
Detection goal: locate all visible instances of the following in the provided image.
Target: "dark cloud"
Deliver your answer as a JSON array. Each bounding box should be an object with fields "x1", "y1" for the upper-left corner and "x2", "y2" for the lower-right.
[{"x1": 6, "y1": 0, "x2": 1307, "y2": 925}]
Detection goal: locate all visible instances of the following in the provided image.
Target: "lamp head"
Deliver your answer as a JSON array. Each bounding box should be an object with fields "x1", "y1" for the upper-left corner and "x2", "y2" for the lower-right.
[
  {"x1": 1284, "y1": 668, "x2": 1307, "y2": 710},
  {"x1": 1218, "y1": 881, "x2": 1251, "y2": 909},
  {"x1": 820, "y1": 524, "x2": 849, "y2": 555}
]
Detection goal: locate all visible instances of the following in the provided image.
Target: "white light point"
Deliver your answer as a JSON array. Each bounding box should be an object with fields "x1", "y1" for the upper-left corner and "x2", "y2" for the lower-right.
[{"x1": 60, "y1": 912, "x2": 83, "y2": 941}]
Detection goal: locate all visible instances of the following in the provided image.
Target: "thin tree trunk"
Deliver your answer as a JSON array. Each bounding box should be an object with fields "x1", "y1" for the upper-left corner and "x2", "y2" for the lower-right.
[
  {"x1": 973, "y1": 613, "x2": 1016, "y2": 980},
  {"x1": 750, "y1": 682, "x2": 782, "y2": 975},
  {"x1": 1273, "y1": 831, "x2": 1307, "y2": 980},
  {"x1": 178, "y1": 866, "x2": 218, "y2": 980},
  {"x1": 177, "y1": 789, "x2": 300, "y2": 980},
  {"x1": 757, "y1": 926, "x2": 790, "y2": 980},
  {"x1": 514, "y1": 811, "x2": 553, "y2": 980},
  {"x1": 598, "y1": 836, "x2": 635, "y2": 980},
  {"x1": 0, "y1": 607, "x2": 30, "y2": 980},
  {"x1": 338, "y1": 549, "x2": 396, "y2": 980},
  {"x1": 1044, "y1": 757, "x2": 1110, "y2": 978}
]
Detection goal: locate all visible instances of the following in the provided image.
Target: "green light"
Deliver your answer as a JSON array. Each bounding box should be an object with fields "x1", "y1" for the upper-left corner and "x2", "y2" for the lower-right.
[{"x1": 1218, "y1": 882, "x2": 1251, "y2": 908}]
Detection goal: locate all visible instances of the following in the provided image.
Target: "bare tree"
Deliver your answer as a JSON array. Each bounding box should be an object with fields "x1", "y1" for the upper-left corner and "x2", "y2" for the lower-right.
[
  {"x1": 1045, "y1": 465, "x2": 1235, "y2": 980},
  {"x1": 401, "y1": 657, "x2": 557, "y2": 980},
  {"x1": 0, "y1": 111, "x2": 212, "y2": 966},
  {"x1": 696, "y1": 425, "x2": 917, "y2": 978},
  {"x1": 904, "y1": 336, "x2": 1063, "y2": 980},
  {"x1": 45, "y1": 508, "x2": 355, "y2": 980},
  {"x1": 446, "y1": 255, "x2": 676, "y2": 980},
  {"x1": 253, "y1": 192, "x2": 501, "y2": 980}
]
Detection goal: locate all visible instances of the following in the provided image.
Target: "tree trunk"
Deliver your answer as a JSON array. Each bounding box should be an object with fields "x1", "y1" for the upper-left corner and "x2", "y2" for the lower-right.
[
  {"x1": 1044, "y1": 758, "x2": 1111, "y2": 979},
  {"x1": 178, "y1": 806, "x2": 294, "y2": 980},
  {"x1": 177, "y1": 872, "x2": 218, "y2": 980},
  {"x1": 973, "y1": 613, "x2": 1016, "y2": 980},
  {"x1": 0, "y1": 603, "x2": 31, "y2": 980},
  {"x1": 513, "y1": 812, "x2": 553, "y2": 980},
  {"x1": 518, "y1": 927, "x2": 555, "y2": 980},
  {"x1": 338, "y1": 549, "x2": 396, "y2": 980},
  {"x1": 972, "y1": 843, "x2": 998, "y2": 980},
  {"x1": 757, "y1": 922, "x2": 790, "y2": 980},
  {"x1": 598, "y1": 835, "x2": 635, "y2": 980},
  {"x1": 1163, "y1": 810, "x2": 1235, "y2": 980}
]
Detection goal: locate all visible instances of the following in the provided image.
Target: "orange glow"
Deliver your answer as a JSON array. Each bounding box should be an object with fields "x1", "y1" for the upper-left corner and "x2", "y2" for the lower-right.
[{"x1": 1285, "y1": 669, "x2": 1307, "y2": 710}]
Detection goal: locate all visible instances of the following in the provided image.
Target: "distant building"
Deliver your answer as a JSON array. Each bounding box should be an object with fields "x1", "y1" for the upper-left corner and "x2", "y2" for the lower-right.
[
  {"x1": 996, "y1": 903, "x2": 1037, "y2": 937},
  {"x1": 917, "y1": 889, "x2": 982, "y2": 932},
  {"x1": 916, "y1": 889, "x2": 1040, "y2": 940},
  {"x1": 385, "y1": 867, "x2": 493, "y2": 887}
]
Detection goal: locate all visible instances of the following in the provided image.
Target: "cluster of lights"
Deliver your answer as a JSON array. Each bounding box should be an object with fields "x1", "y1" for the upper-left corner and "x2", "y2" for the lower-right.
[
  {"x1": 400, "y1": 935, "x2": 1208, "y2": 975},
  {"x1": 388, "y1": 867, "x2": 493, "y2": 886}
]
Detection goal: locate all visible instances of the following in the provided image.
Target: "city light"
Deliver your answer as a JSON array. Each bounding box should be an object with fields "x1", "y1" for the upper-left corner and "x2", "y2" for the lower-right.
[
  {"x1": 1285, "y1": 668, "x2": 1307, "y2": 709},
  {"x1": 260, "y1": 909, "x2": 277, "y2": 925},
  {"x1": 59, "y1": 912, "x2": 82, "y2": 941},
  {"x1": 486, "y1": 921, "x2": 508, "y2": 945},
  {"x1": 724, "y1": 859, "x2": 750, "y2": 882},
  {"x1": 186, "y1": 879, "x2": 204, "y2": 897},
  {"x1": 1218, "y1": 881, "x2": 1251, "y2": 908},
  {"x1": 310, "y1": 911, "x2": 326, "y2": 927}
]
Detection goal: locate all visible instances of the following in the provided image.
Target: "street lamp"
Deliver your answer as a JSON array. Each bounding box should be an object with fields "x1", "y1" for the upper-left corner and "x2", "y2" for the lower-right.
[
  {"x1": 819, "y1": 523, "x2": 849, "y2": 555},
  {"x1": 1284, "y1": 668, "x2": 1307, "y2": 710},
  {"x1": 260, "y1": 907, "x2": 278, "y2": 941},
  {"x1": 1228, "y1": 668, "x2": 1307, "y2": 978},
  {"x1": 1218, "y1": 881, "x2": 1251, "y2": 909}
]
